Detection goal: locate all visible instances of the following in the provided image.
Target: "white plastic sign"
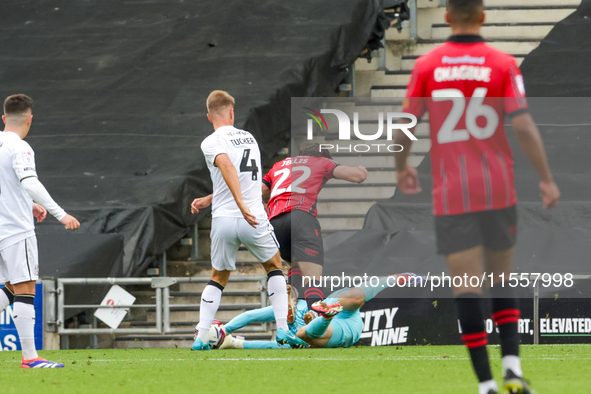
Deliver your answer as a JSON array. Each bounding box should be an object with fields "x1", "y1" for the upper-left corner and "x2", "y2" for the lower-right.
[{"x1": 94, "y1": 285, "x2": 136, "y2": 329}]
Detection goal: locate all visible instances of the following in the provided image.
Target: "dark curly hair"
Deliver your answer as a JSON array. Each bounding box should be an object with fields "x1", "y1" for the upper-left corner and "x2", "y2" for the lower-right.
[{"x1": 298, "y1": 143, "x2": 332, "y2": 159}]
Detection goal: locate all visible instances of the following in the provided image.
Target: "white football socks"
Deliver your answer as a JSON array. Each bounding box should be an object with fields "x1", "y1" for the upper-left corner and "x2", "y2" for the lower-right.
[
  {"x1": 502, "y1": 355, "x2": 523, "y2": 377},
  {"x1": 478, "y1": 379, "x2": 498, "y2": 394},
  {"x1": 267, "y1": 272, "x2": 289, "y2": 331},
  {"x1": 13, "y1": 296, "x2": 38, "y2": 361},
  {"x1": 197, "y1": 284, "x2": 223, "y2": 343}
]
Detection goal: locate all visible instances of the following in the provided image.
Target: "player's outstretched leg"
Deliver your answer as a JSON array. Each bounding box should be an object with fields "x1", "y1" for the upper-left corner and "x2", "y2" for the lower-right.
[
  {"x1": 192, "y1": 279, "x2": 226, "y2": 351},
  {"x1": 224, "y1": 306, "x2": 275, "y2": 334},
  {"x1": 310, "y1": 301, "x2": 343, "y2": 318},
  {"x1": 231, "y1": 338, "x2": 290, "y2": 349},
  {"x1": 303, "y1": 301, "x2": 342, "y2": 340},
  {"x1": 355, "y1": 273, "x2": 423, "y2": 302},
  {"x1": 12, "y1": 288, "x2": 64, "y2": 368}
]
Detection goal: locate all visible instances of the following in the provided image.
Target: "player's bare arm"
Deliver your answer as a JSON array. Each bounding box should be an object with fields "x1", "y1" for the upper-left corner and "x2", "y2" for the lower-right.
[
  {"x1": 511, "y1": 112, "x2": 560, "y2": 209},
  {"x1": 191, "y1": 194, "x2": 213, "y2": 214},
  {"x1": 261, "y1": 183, "x2": 270, "y2": 200},
  {"x1": 394, "y1": 126, "x2": 422, "y2": 194},
  {"x1": 32, "y1": 202, "x2": 46, "y2": 223},
  {"x1": 214, "y1": 153, "x2": 259, "y2": 228},
  {"x1": 332, "y1": 165, "x2": 368, "y2": 183}
]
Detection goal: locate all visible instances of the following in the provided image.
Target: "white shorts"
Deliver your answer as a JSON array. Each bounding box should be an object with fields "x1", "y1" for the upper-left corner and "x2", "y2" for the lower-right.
[
  {"x1": 210, "y1": 217, "x2": 279, "y2": 271},
  {"x1": 0, "y1": 235, "x2": 39, "y2": 285}
]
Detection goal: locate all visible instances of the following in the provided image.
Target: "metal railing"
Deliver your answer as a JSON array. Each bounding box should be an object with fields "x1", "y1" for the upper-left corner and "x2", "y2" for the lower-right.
[
  {"x1": 409, "y1": 0, "x2": 418, "y2": 40},
  {"x1": 46, "y1": 274, "x2": 591, "y2": 344},
  {"x1": 48, "y1": 276, "x2": 268, "y2": 336},
  {"x1": 162, "y1": 276, "x2": 268, "y2": 334}
]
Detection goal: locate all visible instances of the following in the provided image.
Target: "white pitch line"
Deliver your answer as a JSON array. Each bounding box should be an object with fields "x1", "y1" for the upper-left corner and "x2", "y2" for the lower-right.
[{"x1": 2, "y1": 355, "x2": 589, "y2": 363}]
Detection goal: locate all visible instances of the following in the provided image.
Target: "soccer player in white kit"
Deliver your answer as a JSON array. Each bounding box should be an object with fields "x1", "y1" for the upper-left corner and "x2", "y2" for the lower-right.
[
  {"x1": 0, "y1": 94, "x2": 80, "y2": 368},
  {"x1": 190, "y1": 91, "x2": 289, "y2": 350}
]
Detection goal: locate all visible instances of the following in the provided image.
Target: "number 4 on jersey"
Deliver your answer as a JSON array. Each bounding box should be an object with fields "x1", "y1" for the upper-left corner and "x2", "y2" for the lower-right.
[{"x1": 240, "y1": 149, "x2": 259, "y2": 180}]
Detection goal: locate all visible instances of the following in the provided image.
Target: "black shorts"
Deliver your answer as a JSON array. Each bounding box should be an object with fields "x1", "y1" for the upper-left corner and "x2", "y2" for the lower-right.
[
  {"x1": 435, "y1": 206, "x2": 517, "y2": 255},
  {"x1": 270, "y1": 210, "x2": 324, "y2": 266}
]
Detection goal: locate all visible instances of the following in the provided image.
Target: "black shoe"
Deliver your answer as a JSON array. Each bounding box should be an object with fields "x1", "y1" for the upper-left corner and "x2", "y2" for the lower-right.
[
  {"x1": 486, "y1": 390, "x2": 498, "y2": 394},
  {"x1": 504, "y1": 370, "x2": 535, "y2": 394}
]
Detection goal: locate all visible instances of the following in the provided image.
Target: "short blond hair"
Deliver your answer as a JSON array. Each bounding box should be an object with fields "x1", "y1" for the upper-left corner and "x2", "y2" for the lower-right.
[{"x1": 206, "y1": 90, "x2": 235, "y2": 116}]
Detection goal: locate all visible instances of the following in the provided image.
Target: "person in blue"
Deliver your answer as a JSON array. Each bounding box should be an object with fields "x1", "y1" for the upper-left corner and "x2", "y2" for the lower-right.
[{"x1": 214, "y1": 274, "x2": 422, "y2": 349}]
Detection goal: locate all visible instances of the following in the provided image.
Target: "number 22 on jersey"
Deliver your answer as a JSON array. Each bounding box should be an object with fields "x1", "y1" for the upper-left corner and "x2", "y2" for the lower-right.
[{"x1": 270, "y1": 166, "x2": 311, "y2": 198}]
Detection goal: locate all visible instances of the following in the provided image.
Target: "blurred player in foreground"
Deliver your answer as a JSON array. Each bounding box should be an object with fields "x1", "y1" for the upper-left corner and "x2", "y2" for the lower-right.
[
  {"x1": 394, "y1": 1, "x2": 560, "y2": 393},
  {"x1": 209, "y1": 274, "x2": 421, "y2": 350},
  {"x1": 0, "y1": 94, "x2": 80, "y2": 368},
  {"x1": 190, "y1": 91, "x2": 289, "y2": 351},
  {"x1": 262, "y1": 143, "x2": 367, "y2": 310}
]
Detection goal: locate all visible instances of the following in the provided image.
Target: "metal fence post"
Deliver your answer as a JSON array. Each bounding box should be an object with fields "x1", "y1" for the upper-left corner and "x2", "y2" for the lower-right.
[
  {"x1": 350, "y1": 63, "x2": 356, "y2": 97},
  {"x1": 160, "y1": 251, "x2": 167, "y2": 277},
  {"x1": 163, "y1": 286, "x2": 170, "y2": 334},
  {"x1": 156, "y1": 287, "x2": 163, "y2": 334},
  {"x1": 42, "y1": 279, "x2": 60, "y2": 350},
  {"x1": 43, "y1": 279, "x2": 57, "y2": 332},
  {"x1": 378, "y1": 39, "x2": 386, "y2": 71},
  {"x1": 533, "y1": 281, "x2": 540, "y2": 345},
  {"x1": 56, "y1": 280, "x2": 65, "y2": 349},
  {"x1": 410, "y1": 0, "x2": 418, "y2": 40},
  {"x1": 190, "y1": 224, "x2": 199, "y2": 261}
]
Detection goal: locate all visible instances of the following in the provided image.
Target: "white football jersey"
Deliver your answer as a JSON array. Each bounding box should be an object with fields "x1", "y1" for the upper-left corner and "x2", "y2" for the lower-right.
[
  {"x1": 0, "y1": 132, "x2": 37, "y2": 250},
  {"x1": 201, "y1": 125, "x2": 266, "y2": 219}
]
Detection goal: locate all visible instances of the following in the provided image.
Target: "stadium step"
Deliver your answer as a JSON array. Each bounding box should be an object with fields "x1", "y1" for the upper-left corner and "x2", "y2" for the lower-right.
[
  {"x1": 358, "y1": 0, "x2": 579, "y2": 97},
  {"x1": 319, "y1": 121, "x2": 428, "y2": 138},
  {"x1": 319, "y1": 185, "x2": 396, "y2": 200},
  {"x1": 330, "y1": 169, "x2": 397, "y2": 185},
  {"x1": 316, "y1": 200, "x2": 378, "y2": 216},
  {"x1": 483, "y1": 0, "x2": 580, "y2": 6},
  {"x1": 167, "y1": 292, "x2": 262, "y2": 305},
  {"x1": 146, "y1": 308, "x2": 262, "y2": 325},
  {"x1": 431, "y1": 23, "x2": 555, "y2": 41},
  {"x1": 328, "y1": 153, "x2": 424, "y2": 168},
  {"x1": 317, "y1": 216, "x2": 367, "y2": 232},
  {"x1": 115, "y1": 257, "x2": 279, "y2": 349},
  {"x1": 178, "y1": 279, "x2": 264, "y2": 294},
  {"x1": 411, "y1": 40, "x2": 541, "y2": 56}
]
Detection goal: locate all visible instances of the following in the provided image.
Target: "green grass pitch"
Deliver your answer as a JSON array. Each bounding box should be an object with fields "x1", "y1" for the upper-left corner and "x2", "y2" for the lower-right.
[{"x1": 0, "y1": 345, "x2": 588, "y2": 393}]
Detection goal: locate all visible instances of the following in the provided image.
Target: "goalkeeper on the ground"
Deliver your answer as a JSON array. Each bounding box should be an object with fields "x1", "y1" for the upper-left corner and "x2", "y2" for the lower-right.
[{"x1": 213, "y1": 274, "x2": 422, "y2": 349}]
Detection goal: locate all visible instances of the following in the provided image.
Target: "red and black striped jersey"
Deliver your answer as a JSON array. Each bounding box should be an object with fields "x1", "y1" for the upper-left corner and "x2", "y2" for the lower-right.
[
  {"x1": 403, "y1": 35, "x2": 527, "y2": 216},
  {"x1": 263, "y1": 156, "x2": 339, "y2": 220}
]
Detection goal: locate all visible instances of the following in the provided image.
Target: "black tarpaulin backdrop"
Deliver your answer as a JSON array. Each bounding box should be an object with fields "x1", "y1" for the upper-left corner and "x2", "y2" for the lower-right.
[
  {"x1": 520, "y1": 0, "x2": 591, "y2": 97},
  {"x1": 0, "y1": 0, "x2": 385, "y2": 276}
]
